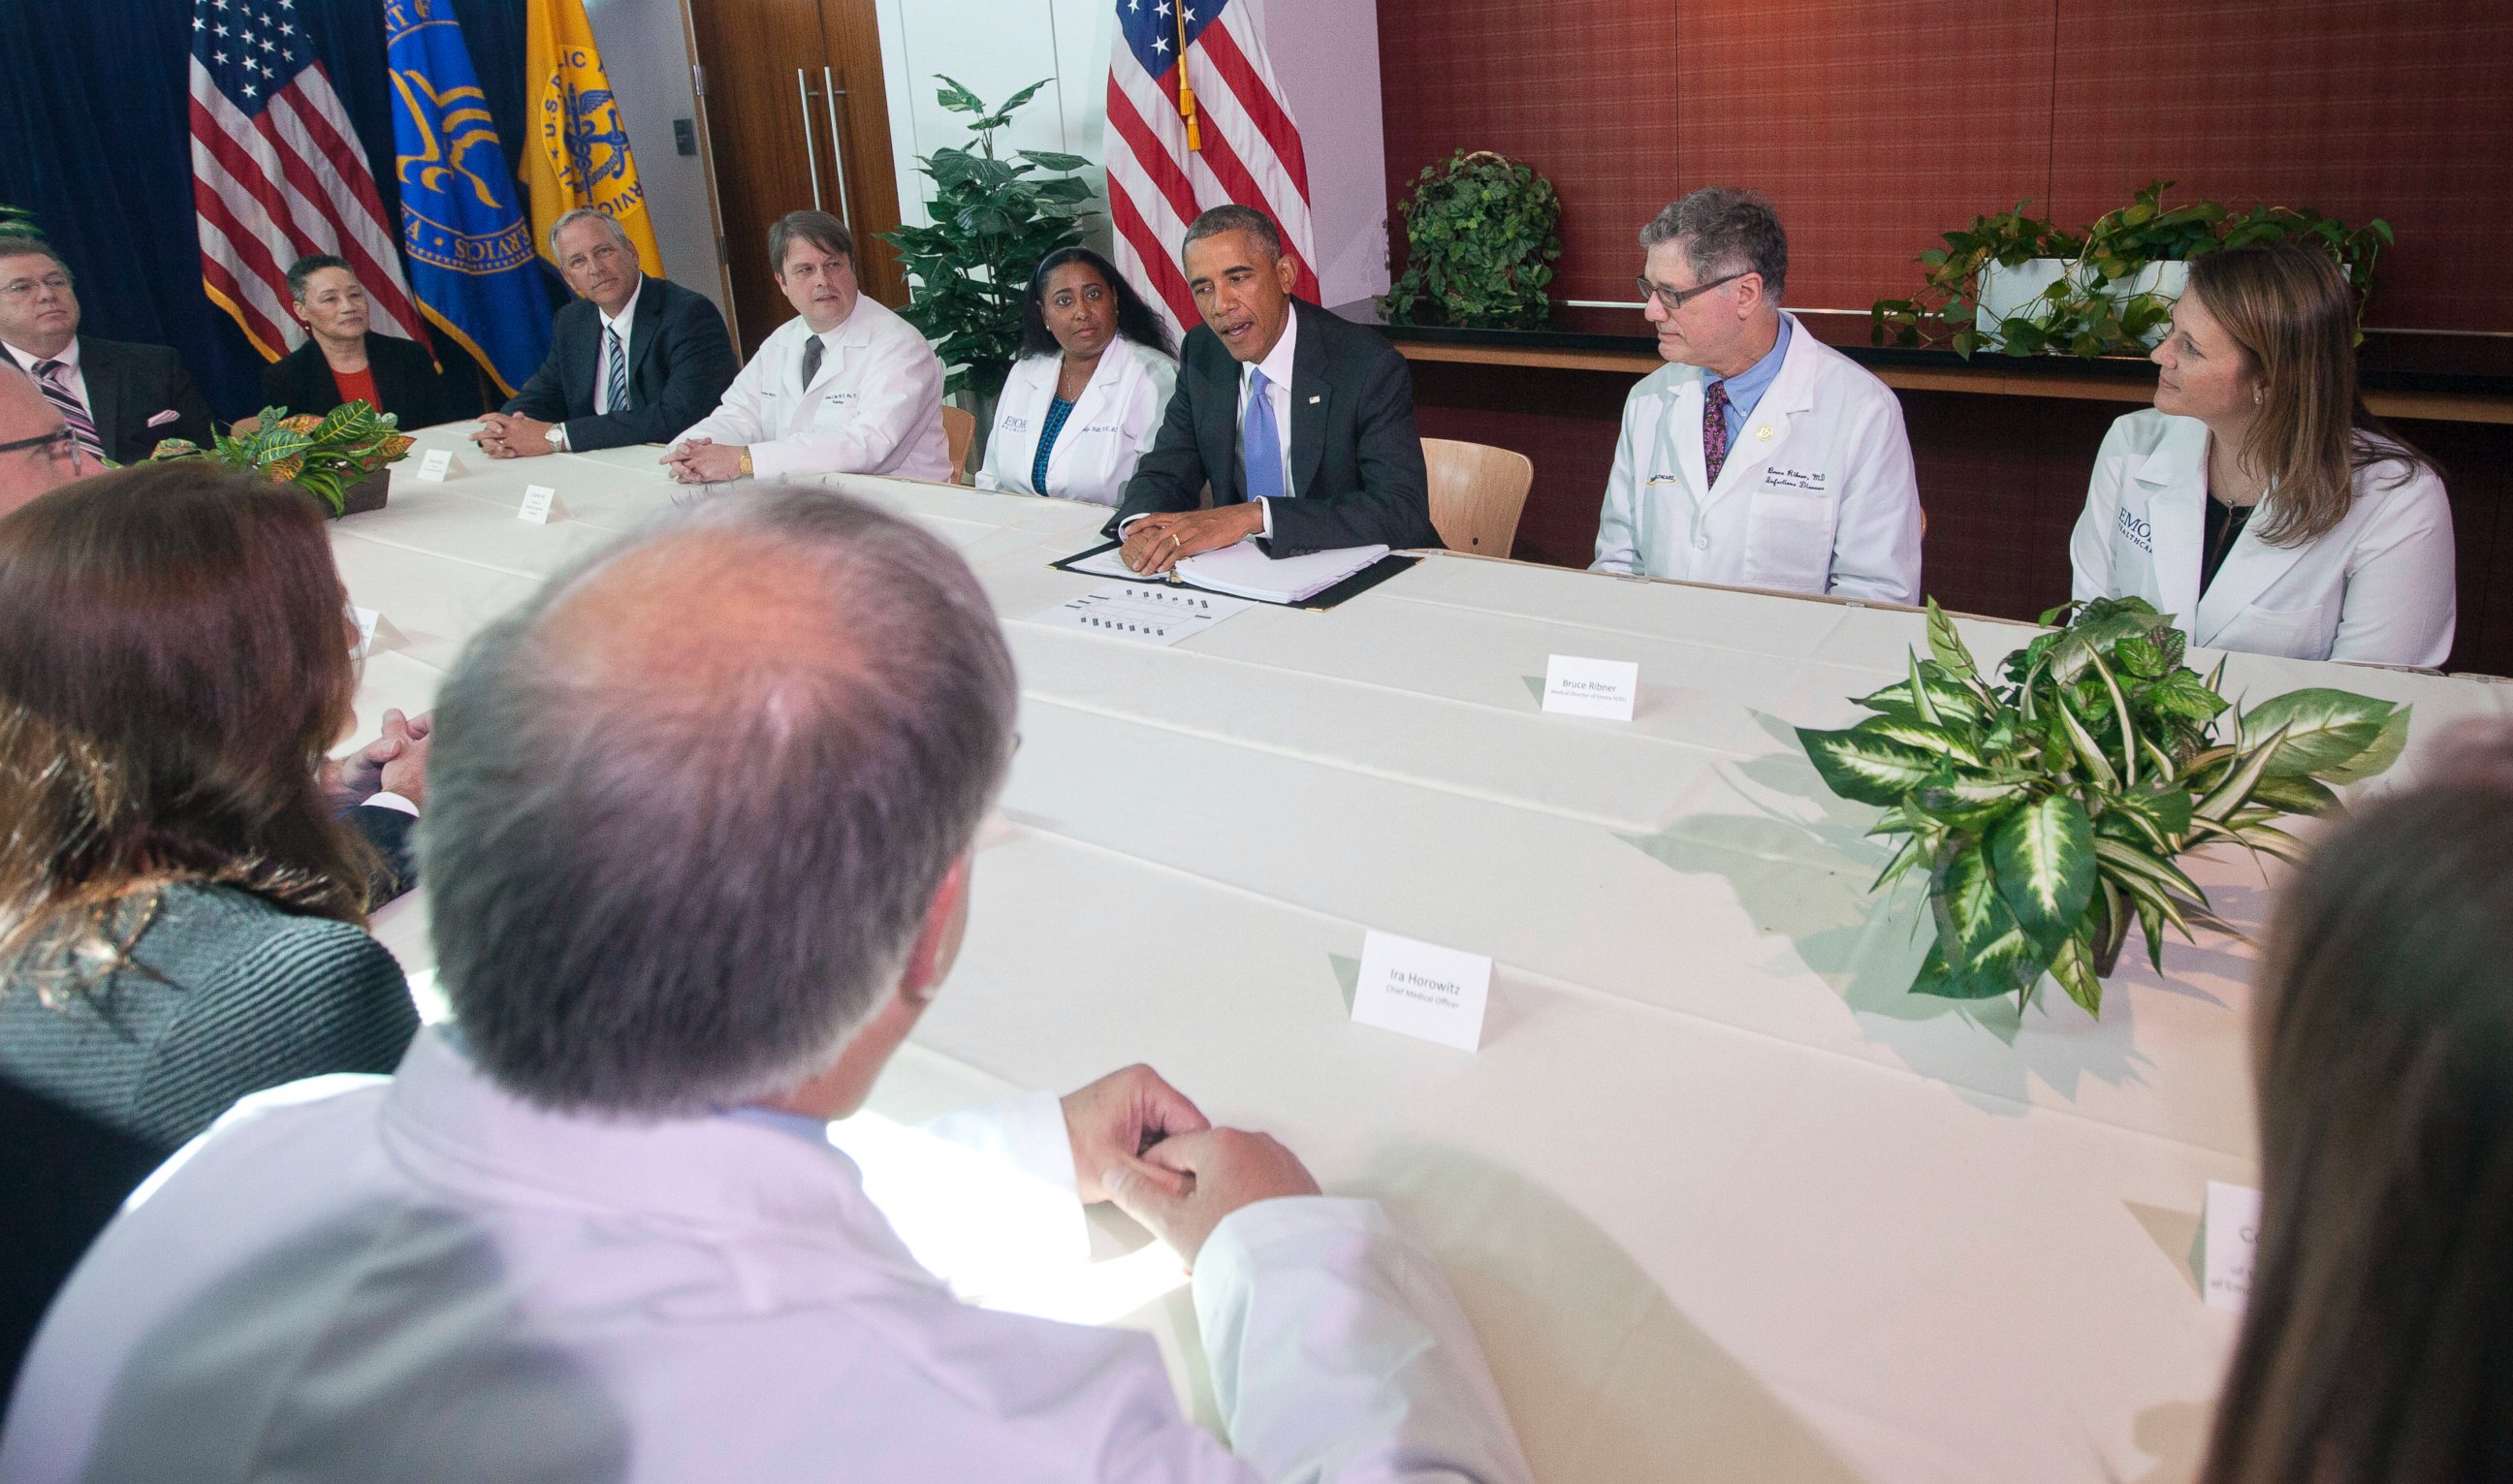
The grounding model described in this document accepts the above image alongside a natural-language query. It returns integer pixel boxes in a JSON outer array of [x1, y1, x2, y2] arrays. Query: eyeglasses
[[0, 272, 71, 302], [1635, 269, 1746, 312], [0, 427, 80, 468]]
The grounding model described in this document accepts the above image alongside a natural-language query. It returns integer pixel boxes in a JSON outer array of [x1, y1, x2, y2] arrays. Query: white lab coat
[[2, 1029, 1533, 1484], [674, 296, 953, 482], [1592, 313, 1923, 603], [2069, 408, 2457, 667], [977, 340, 1177, 506]]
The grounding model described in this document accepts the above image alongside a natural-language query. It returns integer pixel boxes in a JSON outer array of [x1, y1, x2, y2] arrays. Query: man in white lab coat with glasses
[[1593, 188, 1924, 603]]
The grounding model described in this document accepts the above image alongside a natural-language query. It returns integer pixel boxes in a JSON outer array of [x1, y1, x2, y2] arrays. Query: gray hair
[[768, 210, 854, 274], [0, 236, 69, 283], [284, 253, 351, 302], [1182, 205, 1282, 263], [1638, 188, 1789, 302], [421, 488, 1019, 1116], [548, 207, 633, 261]]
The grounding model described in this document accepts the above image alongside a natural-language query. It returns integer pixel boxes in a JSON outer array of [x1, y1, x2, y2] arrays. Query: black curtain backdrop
[[0, 0, 535, 421]]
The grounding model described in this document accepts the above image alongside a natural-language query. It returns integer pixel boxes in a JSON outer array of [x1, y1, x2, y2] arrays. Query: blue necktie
[[603, 326, 629, 414], [1241, 367, 1286, 502]]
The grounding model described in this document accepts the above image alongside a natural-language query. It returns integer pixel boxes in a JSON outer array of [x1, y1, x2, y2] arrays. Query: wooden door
[[686, 0, 907, 358]]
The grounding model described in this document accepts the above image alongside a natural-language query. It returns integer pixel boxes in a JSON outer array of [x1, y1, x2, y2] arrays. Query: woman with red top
[[262, 256, 475, 429]]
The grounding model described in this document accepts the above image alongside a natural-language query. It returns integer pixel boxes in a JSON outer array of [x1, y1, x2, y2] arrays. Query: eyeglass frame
[[1634, 268, 1749, 313], [0, 426, 83, 467]]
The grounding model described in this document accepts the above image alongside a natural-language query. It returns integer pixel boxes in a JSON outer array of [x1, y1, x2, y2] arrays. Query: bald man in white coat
[[1, 489, 1531, 1484]]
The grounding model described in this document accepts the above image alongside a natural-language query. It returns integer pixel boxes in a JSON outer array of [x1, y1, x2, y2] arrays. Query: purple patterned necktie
[[1702, 378, 1733, 488], [33, 361, 104, 461]]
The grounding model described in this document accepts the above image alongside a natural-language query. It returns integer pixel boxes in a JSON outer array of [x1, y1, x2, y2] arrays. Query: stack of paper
[[1172, 540, 1388, 604]]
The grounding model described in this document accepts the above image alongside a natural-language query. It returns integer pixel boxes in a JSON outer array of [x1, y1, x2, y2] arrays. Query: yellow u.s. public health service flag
[[522, 0, 664, 276]]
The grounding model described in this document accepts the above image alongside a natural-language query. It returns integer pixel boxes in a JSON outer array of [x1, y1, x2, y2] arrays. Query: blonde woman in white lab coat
[[976, 247, 1176, 506], [2071, 243, 2455, 668]]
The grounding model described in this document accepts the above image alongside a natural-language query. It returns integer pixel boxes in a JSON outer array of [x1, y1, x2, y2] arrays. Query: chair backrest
[[1421, 437, 1533, 557], [941, 405, 976, 484]]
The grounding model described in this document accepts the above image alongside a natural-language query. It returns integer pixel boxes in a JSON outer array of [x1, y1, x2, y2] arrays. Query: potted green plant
[[1872, 181, 2390, 360], [1797, 598, 2407, 1016], [1380, 150, 1563, 330], [880, 78, 1094, 413], [147, 401, 415, 518]]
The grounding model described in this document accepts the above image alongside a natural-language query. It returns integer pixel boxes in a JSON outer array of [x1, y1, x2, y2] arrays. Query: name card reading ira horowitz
[[1350, 930, 1493, 1053], [1542, 654, 1639, 721]]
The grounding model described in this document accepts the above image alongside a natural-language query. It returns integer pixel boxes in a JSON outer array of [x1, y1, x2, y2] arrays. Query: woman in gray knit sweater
[[0, 464, 420, 1378]]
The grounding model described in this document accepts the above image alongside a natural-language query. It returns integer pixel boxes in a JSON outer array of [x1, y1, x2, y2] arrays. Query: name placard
[[348, 606, 403, 659], [1543, 654, 1639, 721], [2203, 1181, 2261, 1312], [518, 485, 568, 524], [414, 448, 466, 483], [1350, 930, 1491, 1053]]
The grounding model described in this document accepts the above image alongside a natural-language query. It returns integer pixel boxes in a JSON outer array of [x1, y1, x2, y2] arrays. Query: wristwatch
[[544, 424, 566, 451], [739, 450, 754, 478]]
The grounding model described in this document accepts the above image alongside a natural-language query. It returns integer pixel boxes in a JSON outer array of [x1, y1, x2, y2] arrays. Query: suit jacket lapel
[[1202, 337, 1241, 506], [1287, 302, 1326, 497], [78, 337, 122, 451], [624, 278, 667, 389]]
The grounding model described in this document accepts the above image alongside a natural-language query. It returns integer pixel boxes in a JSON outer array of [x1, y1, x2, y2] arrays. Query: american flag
[[1104, 0, 1320, 333], [188, 0, 427, 362]]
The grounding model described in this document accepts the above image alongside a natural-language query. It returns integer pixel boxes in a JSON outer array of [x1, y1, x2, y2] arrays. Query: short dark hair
[[769, 210, 854, 274], [1019, 247, 1175, 361], [2200, 725, 2513, 1484], [1638, 188, 1789, 302], [0, 236, 69, 282], [285, 253, 351, 302], [423, 488, 1019, 1116], [1181, 205, 1282, 264]]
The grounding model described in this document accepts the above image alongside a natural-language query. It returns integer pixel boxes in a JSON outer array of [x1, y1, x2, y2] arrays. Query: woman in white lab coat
[[976, 247, 1175, 506], [2070, 243, 2455, 668]]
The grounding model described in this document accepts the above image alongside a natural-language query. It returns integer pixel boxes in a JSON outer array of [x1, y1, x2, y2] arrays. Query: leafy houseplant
[[880, 78, 1093, 400], [1797, 598, 2408, 1016], [1872, 180, 2391, 360], [148, 402, 415, 517], [1380, 150, 1563, 330]]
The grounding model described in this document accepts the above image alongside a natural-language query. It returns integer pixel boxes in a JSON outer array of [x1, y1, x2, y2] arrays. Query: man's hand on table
[[1062, 1064, 1209, 1205], [472, 412, 557, 459], [662, 437, 748, 486], [1119, 503, 1264, 576], [1105, 1128, 1322, 1266]]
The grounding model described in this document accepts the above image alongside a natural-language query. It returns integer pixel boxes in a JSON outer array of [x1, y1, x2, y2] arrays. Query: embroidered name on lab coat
[[1764, 467, 1829, 492], [2115, 505, 2154, 553]]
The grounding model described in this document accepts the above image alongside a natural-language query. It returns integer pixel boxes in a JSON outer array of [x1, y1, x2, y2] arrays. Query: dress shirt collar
[[596, 278, 643, 342], [1241, 304, 1298, 395], [4, 334, 77, 374], [1709, 313, 1791, 420]]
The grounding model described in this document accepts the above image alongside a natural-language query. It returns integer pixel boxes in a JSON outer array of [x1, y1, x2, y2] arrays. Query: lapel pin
[[1308, 395, 1320, 403], [1755, 426, 1774, 440]]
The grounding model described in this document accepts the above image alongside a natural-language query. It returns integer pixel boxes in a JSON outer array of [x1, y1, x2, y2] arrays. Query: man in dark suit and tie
[[473, 209, 739, 458], [0, 237, 213, 466], [1112, 205, 1441, 573]]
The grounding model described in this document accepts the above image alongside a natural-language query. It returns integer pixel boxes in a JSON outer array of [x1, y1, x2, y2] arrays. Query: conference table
[[334, 425, 2513, 1484]]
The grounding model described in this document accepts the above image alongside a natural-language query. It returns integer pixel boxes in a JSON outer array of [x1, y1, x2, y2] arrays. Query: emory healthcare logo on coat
[[2115, 504, 2155, 553]]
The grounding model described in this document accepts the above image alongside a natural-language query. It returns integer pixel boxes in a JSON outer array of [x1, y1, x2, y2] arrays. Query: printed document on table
[[1027, 584, 1256, 647], [1057, 539, 1388, 603]]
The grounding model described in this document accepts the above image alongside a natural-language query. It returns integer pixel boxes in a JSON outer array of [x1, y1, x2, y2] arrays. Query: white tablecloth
[[336, 425, 2513, 1484]]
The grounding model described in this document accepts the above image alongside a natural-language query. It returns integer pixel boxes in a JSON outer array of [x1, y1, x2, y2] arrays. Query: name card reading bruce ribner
[[414, 448, 466, 482], [1349, 930, 1492, 1053], [1543, 654, 1639, 721], [517, 485, 568, 524], [2203, 1181, 2261, 1313]]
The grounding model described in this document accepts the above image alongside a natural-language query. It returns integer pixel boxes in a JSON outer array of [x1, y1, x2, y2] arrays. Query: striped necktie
[[33, 361, 105, 461], [602, 326, 629, 414]]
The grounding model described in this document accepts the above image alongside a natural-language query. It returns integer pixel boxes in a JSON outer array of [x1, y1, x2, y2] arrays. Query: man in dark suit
[[1111, 205, 1439, 572], [475, 209, 739, 458], [0, 237, 213, 465]]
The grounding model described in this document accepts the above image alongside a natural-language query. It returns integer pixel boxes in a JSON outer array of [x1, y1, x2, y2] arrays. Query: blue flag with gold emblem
[[384, 0, 553, 395]]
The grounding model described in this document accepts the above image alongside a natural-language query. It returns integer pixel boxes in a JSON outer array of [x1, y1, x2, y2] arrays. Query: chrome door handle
[[822, 66, 850, 227], [796, 68, 822, 212]]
